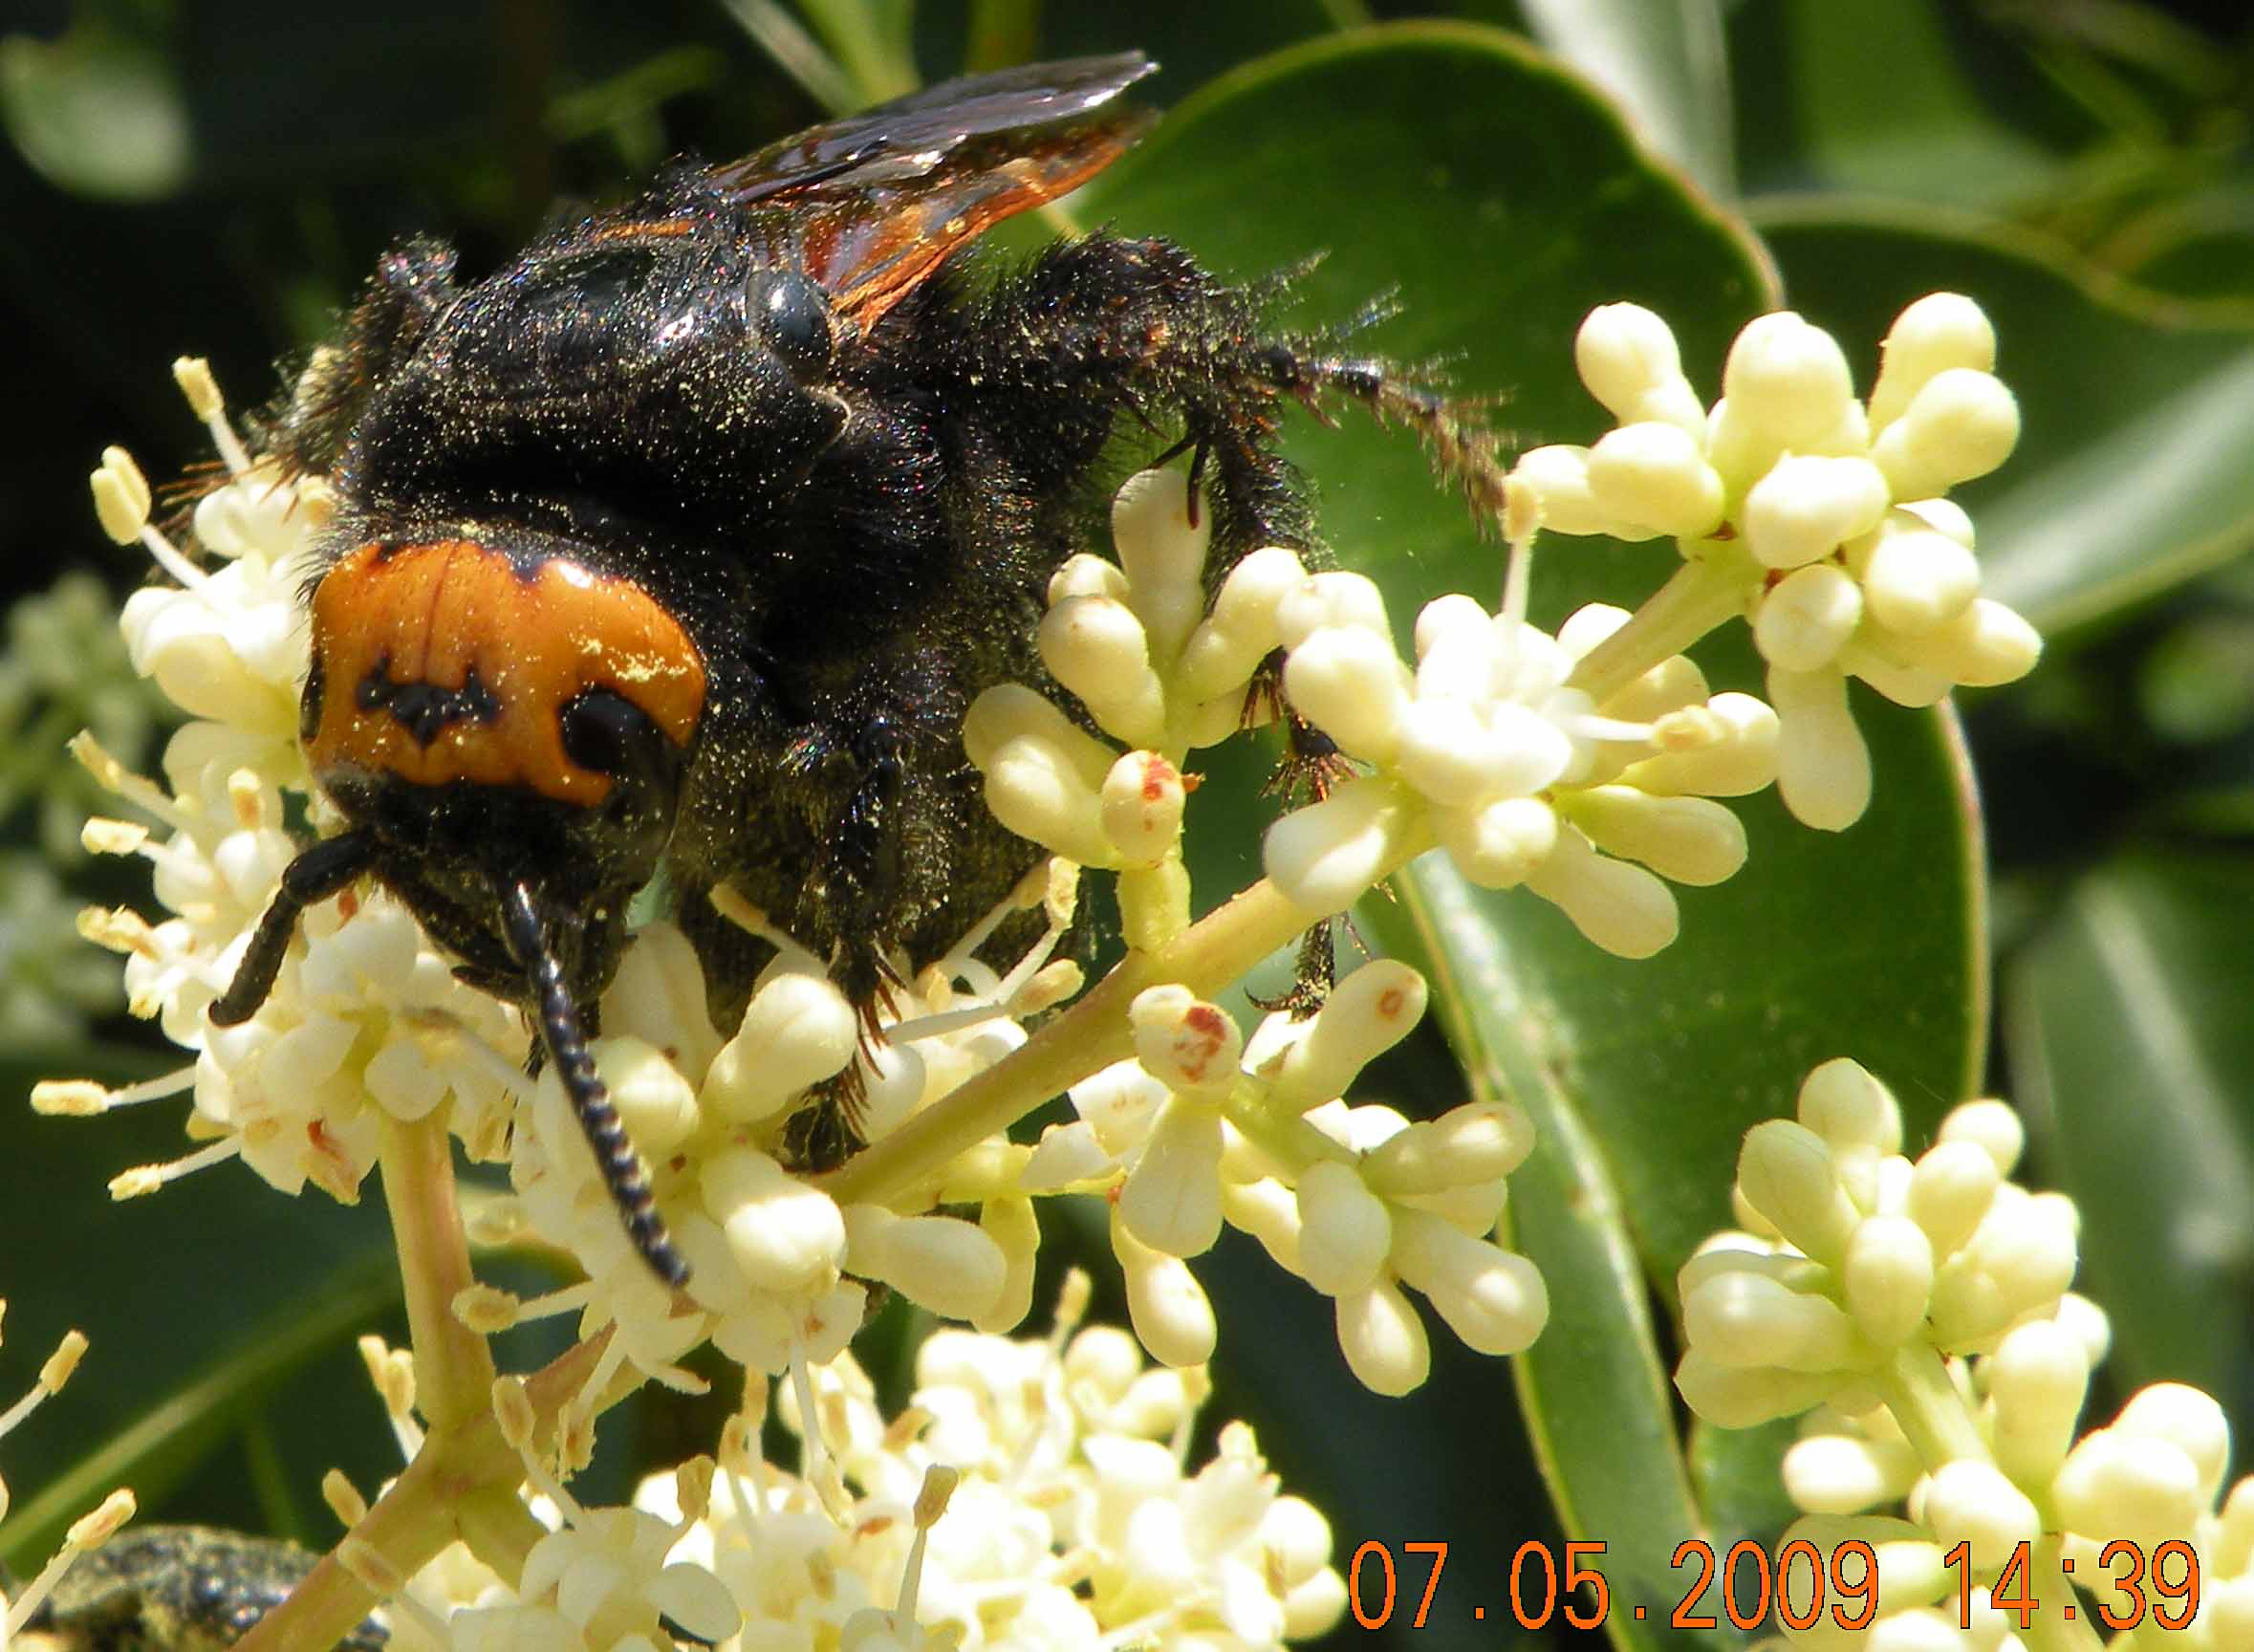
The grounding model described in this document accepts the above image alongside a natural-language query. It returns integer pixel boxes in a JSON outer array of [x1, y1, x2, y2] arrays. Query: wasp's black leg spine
[[208, 831, 379, 1026], [500, 880, 689, 1288]]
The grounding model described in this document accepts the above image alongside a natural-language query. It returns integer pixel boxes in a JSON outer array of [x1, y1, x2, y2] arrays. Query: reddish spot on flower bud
[[1142, 757, 1179, 801], [1174, 1004, 1231, 1082], [1377, 987, 1406, 1017], [337, 886, 360, 921]]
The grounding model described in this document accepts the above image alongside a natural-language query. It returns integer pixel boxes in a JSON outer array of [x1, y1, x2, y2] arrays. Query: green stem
[[230, 1335, 612, 1652], [964, 0, 1041, 72], [1563, 552, 1746, 703], [818, 828, 1430, 1207], [1872, 1343, 1988, 1467], [378, 1112, 494, 1431]]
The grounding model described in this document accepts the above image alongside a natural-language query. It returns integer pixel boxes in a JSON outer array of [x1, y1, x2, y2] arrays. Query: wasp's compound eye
[[756, 271, 834, 379], [558, 685, 668, 779]]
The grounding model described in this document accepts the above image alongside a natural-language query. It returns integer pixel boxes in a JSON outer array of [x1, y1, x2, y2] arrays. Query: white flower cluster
[[39, 373, 524, 1200], [1268, 578, 1775, 959], [1678, 1060, 2081, 1427], [1682, 1061, 2254, 1647], [623, 1302, 1347, 1650], [0, 1301, 139, 1648], [1516, 296, 2040, 831], [495, 863, 1077, 1388], [1025, 962, 1544, 1393], [964, 467, 1304, 951]]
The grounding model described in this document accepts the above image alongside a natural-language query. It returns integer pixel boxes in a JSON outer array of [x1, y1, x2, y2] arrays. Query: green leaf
[[1753, 202, 2254, 637], [2004, 855, 2254, 1419], [1736, 0, 2064, 212], [1517, 0, 1736, 198], [0, 1046, 402, 1558]]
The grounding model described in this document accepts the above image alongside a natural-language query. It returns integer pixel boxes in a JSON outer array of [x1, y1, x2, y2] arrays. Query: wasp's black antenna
[[209, 832, 379, 1026], [499, 880, 689, 1288]]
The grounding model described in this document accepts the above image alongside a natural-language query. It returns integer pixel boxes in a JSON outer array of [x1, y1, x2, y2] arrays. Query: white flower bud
[[1899, 598, 2041, 688], [1584, 422, 1726, 537], [1620, 691, 1779, 797], [1986, 1319, 2090, 1487], [1293, 1161, 1393, 1295], [1860, 528, 1980, 638], [1173, 545, 1308, 701], [1040, 596, 1166, 748], [1131, 985, 1243, 1097], [1335, 1278, 1429, 1396], [1110, 467, 1211, 666], [1276, 570, 1389, 648], [1100, 750, 1186, 868], [1769, 664, 1871, 832], [1047, 551, 1129, 604], [1906, 1141, 2000, 1260], [1896, 495, 1976, 547], [2053, 1429, 2205, 1552], [975, 1195, 1039, 1334], [600, 1036, 702, 1158], [1871, 369, 2019, 500], [1755, 563, 1864, 673], [703, 1148, 845, 1292], [1222, 1177, 1304, 1273], [1116, 1216, 1217, 1368], [1682, 1268, 1864, 1372], [1938, 1098, 2026, 1176], [1797, 1059, 1904, 1157], [1869, 294, 1998, 434], [1723, 312, 1857, 445], [1575, 302, 1680, 410], [1020, 1119, 1114, 1189], [1744, 455, 1892, 571], [704, 968, 857, 1122], [1921, 1461, 2041, 1573], [1071, 1057, 1170, 1157], [1266, 960, 1426, 1114], [1562, 787, 1746, 886], [1391, 1211, 1547, 1356], [1263, 779, 1423, 916], [844, 1205, 1008, 1321], [1118, 1095, 1225, 1258], [2115, 1383, 2231, 1504], [1510, 445, 1624, 537], [1783, 1431, 1918, 1515], [1366, 1100, 1536, 1195], [1674, 1347, 1844, 1427], [1841, 1217, 1934, 1347], [1522, 823, 1679, 958], [1928, 1188, 2077, 1348], [1396, 699, 1575, 808], [964, 685, 1119, 864], [1433, 794, 1560, 889], [1737, 1121, 1861, 1266], [1283, 625, 1409, 762]]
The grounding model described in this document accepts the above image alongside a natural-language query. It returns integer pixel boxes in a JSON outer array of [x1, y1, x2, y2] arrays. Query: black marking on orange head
[[304, 540, 707, 806]]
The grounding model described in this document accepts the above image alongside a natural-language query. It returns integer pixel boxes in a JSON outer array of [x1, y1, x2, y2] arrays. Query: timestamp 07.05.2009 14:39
[[1346, 1535, 2203, 1635]]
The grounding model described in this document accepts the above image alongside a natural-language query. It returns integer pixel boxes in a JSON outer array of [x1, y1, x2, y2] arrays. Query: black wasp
[[206, 53, 1489, 1285]]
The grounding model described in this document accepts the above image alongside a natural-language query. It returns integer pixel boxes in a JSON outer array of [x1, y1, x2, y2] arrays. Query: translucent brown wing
[[713, 54, 1159, 331]]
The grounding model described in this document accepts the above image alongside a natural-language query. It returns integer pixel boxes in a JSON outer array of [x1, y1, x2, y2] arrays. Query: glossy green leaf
[[1754, 202, 2254, 637], [1517, 0, 1735, 197], [0, 1047, 402, 1557], [2005, 855, 2254, 1421], [1736, 0, 2064, 211]]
